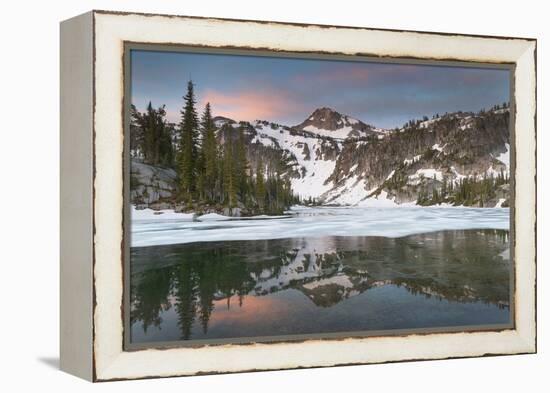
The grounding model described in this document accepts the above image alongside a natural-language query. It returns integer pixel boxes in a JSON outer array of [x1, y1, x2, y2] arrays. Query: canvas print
[[127, 48, 512, 346]]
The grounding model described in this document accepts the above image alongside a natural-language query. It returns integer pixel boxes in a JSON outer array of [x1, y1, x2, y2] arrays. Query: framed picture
[[60, 10, 537, 381]]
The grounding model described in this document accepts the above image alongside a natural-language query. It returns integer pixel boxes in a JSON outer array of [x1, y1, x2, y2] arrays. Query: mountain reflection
[[130, 229, 510, 341]]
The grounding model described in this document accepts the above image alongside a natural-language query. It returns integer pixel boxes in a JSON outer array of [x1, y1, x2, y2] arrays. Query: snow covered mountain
[[132, 106, 511, 209], [227, 106, 511, 207], [324, 109, 511, 207]]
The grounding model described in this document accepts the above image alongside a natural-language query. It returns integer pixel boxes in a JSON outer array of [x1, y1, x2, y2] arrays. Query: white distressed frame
[[63, 10, 537, 381]]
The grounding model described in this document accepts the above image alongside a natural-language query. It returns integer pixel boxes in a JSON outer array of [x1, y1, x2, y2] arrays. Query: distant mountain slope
[[325, 109, 510, 206]]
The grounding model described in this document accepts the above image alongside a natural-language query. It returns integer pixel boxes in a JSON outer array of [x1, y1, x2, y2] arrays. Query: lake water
[[129, 207, 511, 344]]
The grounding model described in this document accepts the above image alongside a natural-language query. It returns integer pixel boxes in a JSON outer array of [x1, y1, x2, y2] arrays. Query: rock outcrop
[[130, 161, 177, 206]]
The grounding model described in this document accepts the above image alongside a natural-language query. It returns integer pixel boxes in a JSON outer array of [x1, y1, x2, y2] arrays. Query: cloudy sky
[[131, 49, 510, 129]]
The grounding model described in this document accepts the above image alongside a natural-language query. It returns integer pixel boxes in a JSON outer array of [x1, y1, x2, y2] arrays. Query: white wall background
[[0, 0, 546, 391]]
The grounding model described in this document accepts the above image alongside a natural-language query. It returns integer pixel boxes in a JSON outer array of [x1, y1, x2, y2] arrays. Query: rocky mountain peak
[[213, 115, 236, 128], [294, 107, 376, 139], [296, 107, 354, 131]]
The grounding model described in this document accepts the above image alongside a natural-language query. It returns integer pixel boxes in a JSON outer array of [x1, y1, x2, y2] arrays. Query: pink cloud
[[198, 88, 302, 122], [207, 294, 292, 326], [293, 64, 370, 85]]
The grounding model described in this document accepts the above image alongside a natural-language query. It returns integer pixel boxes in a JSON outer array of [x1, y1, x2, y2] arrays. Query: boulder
[[130, 160, 177, 205]]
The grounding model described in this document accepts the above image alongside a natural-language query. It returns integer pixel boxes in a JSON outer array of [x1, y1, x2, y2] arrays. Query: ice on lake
[[131, 205, 510, 248]]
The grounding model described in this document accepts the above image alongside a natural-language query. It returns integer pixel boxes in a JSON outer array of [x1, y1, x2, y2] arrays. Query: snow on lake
[[131, 205, 510, 248]]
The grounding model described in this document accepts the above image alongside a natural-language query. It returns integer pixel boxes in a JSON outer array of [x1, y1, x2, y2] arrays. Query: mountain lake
[[129, 206, 511, 345]]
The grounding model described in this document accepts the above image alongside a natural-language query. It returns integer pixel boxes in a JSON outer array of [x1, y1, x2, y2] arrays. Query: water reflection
[[130, 229, 510, 343]]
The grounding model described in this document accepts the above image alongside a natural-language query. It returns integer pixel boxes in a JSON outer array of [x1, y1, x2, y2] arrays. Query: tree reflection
[[130, 268, 173, 333], [130, 229, 511, 340]]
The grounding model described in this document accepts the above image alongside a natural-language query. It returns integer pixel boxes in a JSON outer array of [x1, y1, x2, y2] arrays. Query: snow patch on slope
[[292, 159, 337, 199], [303, 274, 354, 290], [432, 143, 445, 152], [494, 143, 510, 172], [252, 122, 337, 199], [324, 176, 369, 205], [404, 155, 422, 165], [303, 124, 354, 140], [410, 168, 444, 183]]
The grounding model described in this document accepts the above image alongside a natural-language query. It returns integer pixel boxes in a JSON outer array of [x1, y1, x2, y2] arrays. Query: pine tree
[[142, 102, 157, 164], [178, 81, 200, 201], [156, 105, 174, 167], [222, 137, 236, 208], [129, 104, 144, 158], [235, 126, 249, 202], [255, 158, 266, 209], [200, 103, 218, 202], [131, 103, 174, 168]]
